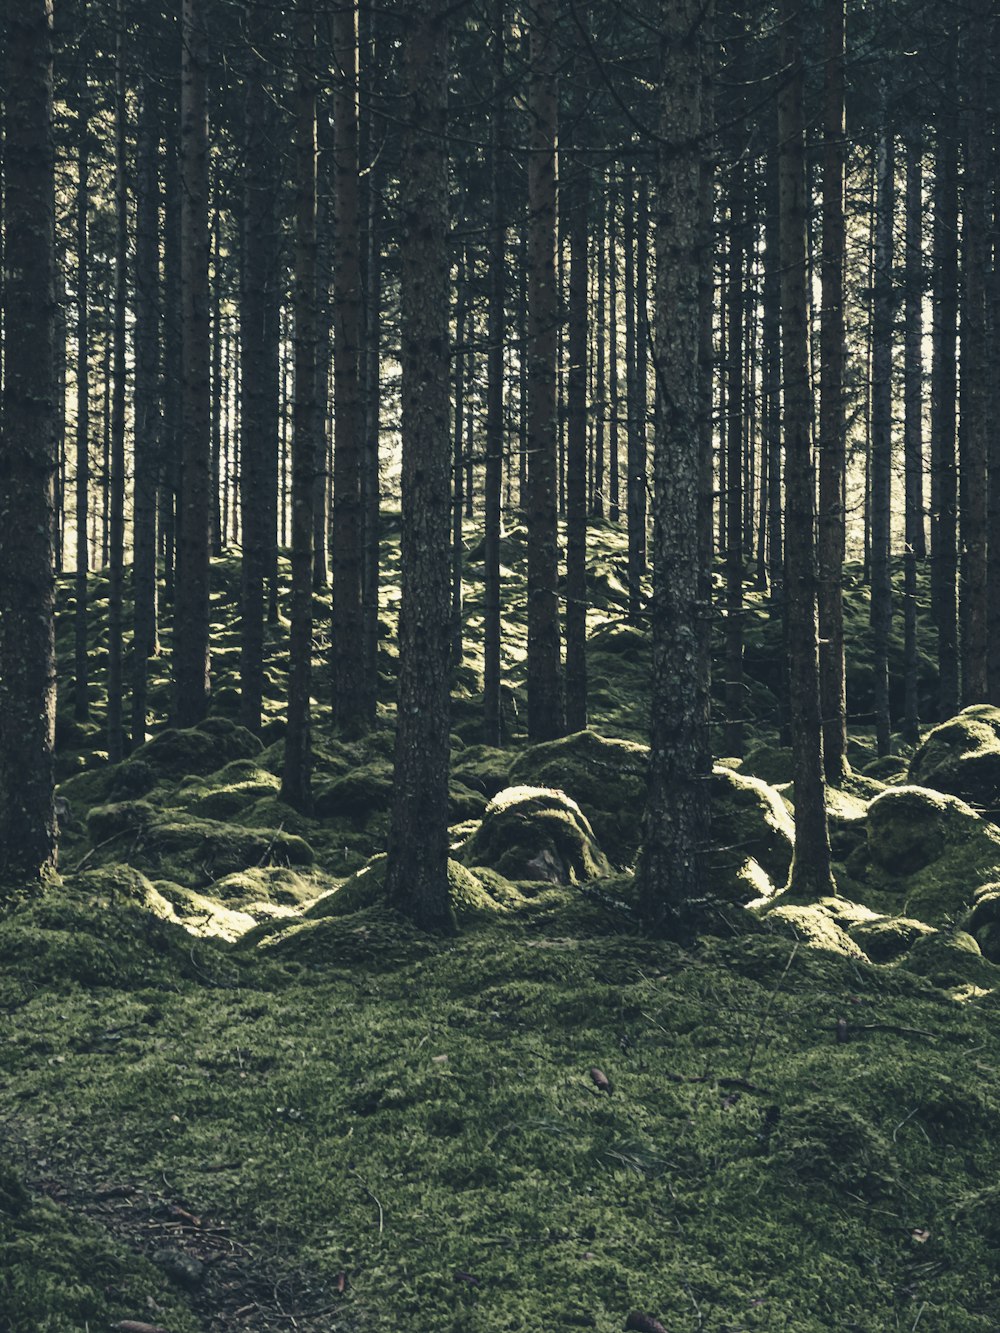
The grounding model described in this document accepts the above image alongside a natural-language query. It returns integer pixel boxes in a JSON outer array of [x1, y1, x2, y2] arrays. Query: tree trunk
[[725, 166, 745, 758], [74, 107, 90, 724], [565, 123, 589, 734], [778, 0, 833, 898], [282, 0, 319, 815], [383, 0, 455, 934], [107, 0, 128, 763], [870, 110, 894, 758], [637, 0, 712, 935], [0, 0, 58, 887], [330, 0, 367, 734], [902, 133, 924, 745], [525, 0, 563, 741], [608, 181, 620, 524], [591, 179, 607, 519], [132, 77, 161, 748], [174, 0, 212, 725], [817, 0, 848, 781], [483, 0, 505, 747]]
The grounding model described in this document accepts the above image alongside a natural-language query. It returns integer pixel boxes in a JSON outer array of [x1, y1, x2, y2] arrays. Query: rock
[[508, 730, 648, 866], [962, 885, 1000, 963], [763, 903, 867, 958], [899, 929, 997, 989], [709, 766, 794, 887], [306, 853, 523, 921], [126, 717, 263, 780], [151, 1249, 204, 1290], [909, 705, 1000, 813], [847, 916, 935, 964], [457, 785, 612, 884]]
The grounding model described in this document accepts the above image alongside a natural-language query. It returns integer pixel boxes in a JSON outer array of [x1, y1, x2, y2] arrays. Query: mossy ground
[[5, 521, 1000, 1329]]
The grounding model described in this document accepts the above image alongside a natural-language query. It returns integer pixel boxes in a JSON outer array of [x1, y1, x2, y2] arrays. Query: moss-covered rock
[[208, 865, 329, 912], [508, 730, 648, 866], [709, 765, 794, 887], [127, 716, 263, 779], [847, 914, 935, 963], [962, 884, 1000, 963], [456, 785, 612, 884], [314, 761, 394, 823], [306, 853, 523, 923], [762, 902, 868, 958], [843, 786, 1000, 926], [450, 744, 512, 799], [898, 928, 998, 989], [909, 705, 1000, 812]]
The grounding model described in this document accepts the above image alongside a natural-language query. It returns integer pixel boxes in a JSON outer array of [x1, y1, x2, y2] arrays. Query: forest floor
[[4, 520, 1000, 1332]]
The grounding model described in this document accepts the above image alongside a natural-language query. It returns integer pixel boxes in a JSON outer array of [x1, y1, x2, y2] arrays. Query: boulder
[[709, 765, 794, 887], [457, 785, 612, 884], [909, 705, 1000, 814]]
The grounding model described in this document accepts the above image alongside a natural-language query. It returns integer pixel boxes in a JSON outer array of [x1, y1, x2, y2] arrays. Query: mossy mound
[[762, 902, 868, 958], [709, 765, 794, 887], [82, 807, 315, 890], [899, 929, 998, 989], [0, 865, 222, 998], [962, 885, 1000, 963], [253, 905, 431, 970], [153, 881, 258, 941], [847, 915, 936, 963], [844, 786, 1000, 925], [772, 1095, 898, 1199], [450, 744, 512, 799], [175, 762, 281, 819], [207, 865, 330, 913], [909, 705, 1000, 813], [741, 741, 793, 786], [508, 730, 648, 866], [314, 760, 394, 822], [305, 853, 524, 923], [125, 716, 264, 779], [457, 785, 613, 884]]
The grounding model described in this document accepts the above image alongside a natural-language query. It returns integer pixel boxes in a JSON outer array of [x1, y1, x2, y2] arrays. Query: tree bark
[[902, 133, 924, 745], [74, 100, 91, 724], [0, 0, 58, 887], [174, 0, 213, 725], [384, 0, 455, 934], [525, 0, 564, 741], [107, 0, 128, 763], [778, 0, 833, 898], [637, 0, 711, 934], [870, 110, 894, 758], [565, 118, 589, 734], [817, 0, 848, 781]]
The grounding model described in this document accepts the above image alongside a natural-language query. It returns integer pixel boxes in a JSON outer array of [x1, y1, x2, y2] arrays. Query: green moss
[[709, 765, 794, 887], [909, 705, 1000, 812], [508, 730, 648, 867], [450, 744, 512, 799], [848, 915, 935, 963], [305, 853, 523, 923], [457, 785, 613, 884], [762, 902, 868, 958], [899, 929, 999, 989], [128, 717, 264, 779]]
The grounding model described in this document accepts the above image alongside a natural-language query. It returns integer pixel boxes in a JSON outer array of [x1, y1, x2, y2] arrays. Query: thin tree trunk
[[525, 0, 563, 741], [818, 0, 848, 781], [132, 78, 161, 748], [330, 0, 367, 734], [282, 0, 319, 814], [174, 0, 213, 725], [870, 110, 895, 758], [725, 167, 745, 757], [565, 123, 589, 734], [608, 180, 620, 523], [74, 111, 91, 723], [107, 0, 128, 763], [779, 0, 833, 898], [451, 249, 467, 667], [902, 133, 924, 745], [591, 178, 606, 519]]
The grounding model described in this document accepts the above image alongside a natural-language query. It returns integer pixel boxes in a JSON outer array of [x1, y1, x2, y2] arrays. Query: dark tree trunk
[[724, 166, 745, 758], [451, 249, 467, 668], [160, 115, 182, 607], [870, 110, 894, 758], [174, 0, 213, 725], [384, 0, 455, 934], [959, 1, 990, 705], [638, 0, 711, 934], [132, 78, 161, 748], [74, 111, 90, 724], [107, 0, 128, 763], [0, 0, 58, 887], [624, 156, 644, 625], [282, 0, 319, 815], [565, 129, 589, 734], [817, 0, 848, 781], [608, 181, 620, 523], [525, 0, 563, 741], [778, 0, 833, 898], [239, 0, 280, 735], [360, 87, 382, 729], [331, 0, 367, 734], [591, 180, 606, 519], [483, 0, 505, 747], [763, 133, 782, 607], [902, 133, 924, 745]]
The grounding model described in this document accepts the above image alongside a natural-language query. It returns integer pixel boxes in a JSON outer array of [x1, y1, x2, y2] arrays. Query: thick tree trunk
[[0, 0, 58, 887], [817, 0, 848, 781], [331, 0, 367, 734], [384, 0, 455, 934], [174, 0, 213, 725], [525, 0, 563, 741], [778, 0, 833, 898], [282, 0, 319, 815], [637, 0, 711, 934]]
